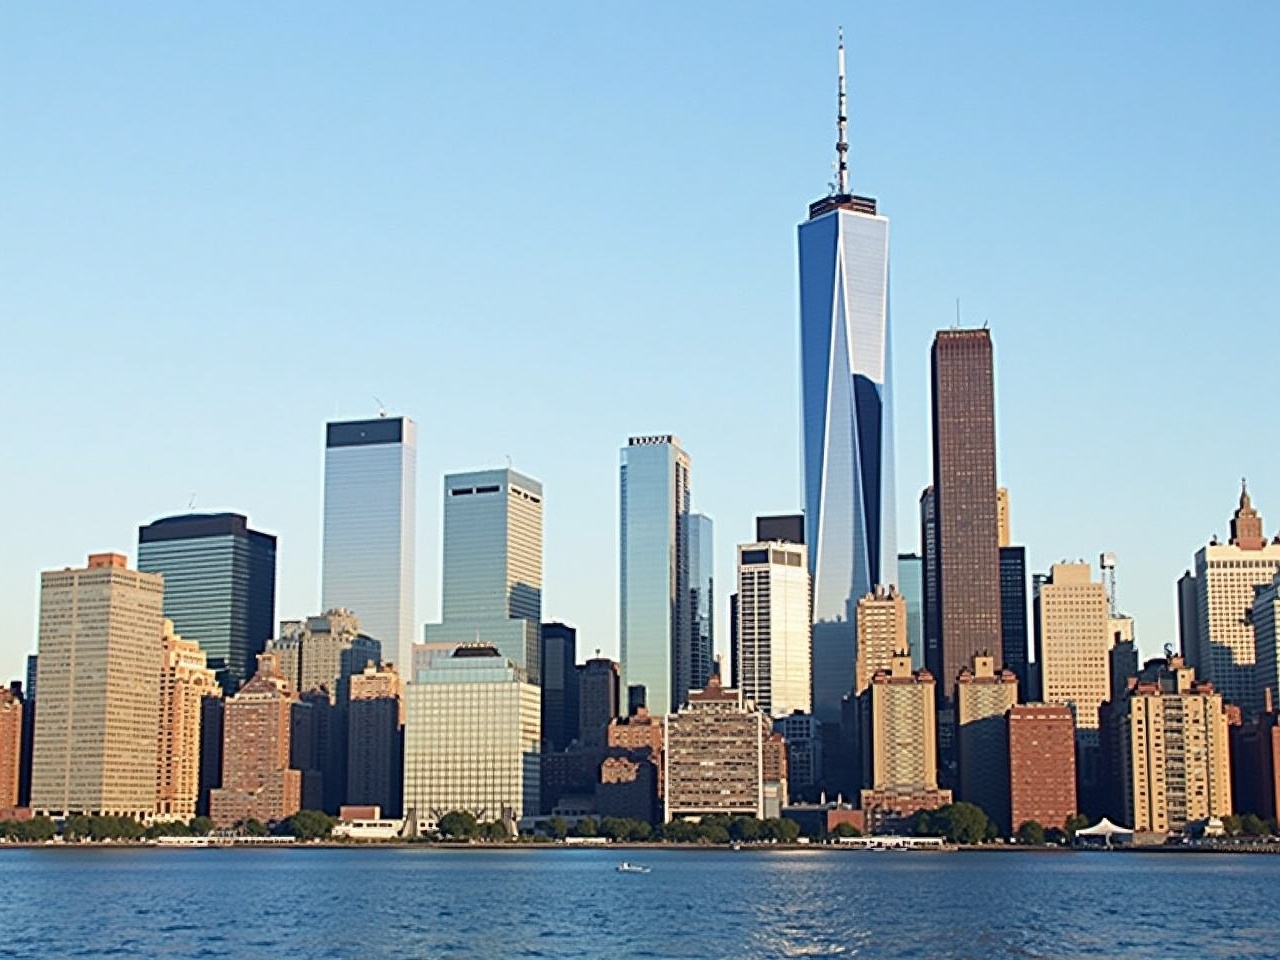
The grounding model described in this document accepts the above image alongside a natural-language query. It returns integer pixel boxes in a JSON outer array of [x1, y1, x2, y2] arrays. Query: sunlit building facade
[[735, 540, 811, 718]]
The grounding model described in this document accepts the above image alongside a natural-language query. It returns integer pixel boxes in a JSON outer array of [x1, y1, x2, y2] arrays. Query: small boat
[[616, 861, 651, 874]]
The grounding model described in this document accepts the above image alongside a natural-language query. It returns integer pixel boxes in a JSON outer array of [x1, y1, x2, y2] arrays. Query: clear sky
[[2, 2, 1278, 682]]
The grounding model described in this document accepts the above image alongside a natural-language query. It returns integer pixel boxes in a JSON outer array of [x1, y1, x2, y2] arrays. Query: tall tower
[[619, 434, 692, 717], [689, 513, 716, 692], [735, 540, 812, 718], [322, 416, 418, 672], [138, 512, 277, 690], [799, 34, 895, 730]]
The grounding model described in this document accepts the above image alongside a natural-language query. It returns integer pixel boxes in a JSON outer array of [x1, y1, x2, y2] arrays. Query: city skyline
[[3, 4, 1280, 682]]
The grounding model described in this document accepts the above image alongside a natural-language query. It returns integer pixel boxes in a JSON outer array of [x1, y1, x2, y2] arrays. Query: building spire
[[836, 27, 849, 195], [1230, 478, 1265, 550]]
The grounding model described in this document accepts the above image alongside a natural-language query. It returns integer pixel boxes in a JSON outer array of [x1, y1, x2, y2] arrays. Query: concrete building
[[540, 622, 578, 752], [156, 620, 220, 819], [855, 587, 907, 696], [0, 687, 21, 816], [31, 554, 164, 819], [578, 658, 620, 748], [269, 609, 380, 702], [664, 675, 772, 820], [735, 540, 811, 717], [1008, 704, 1077, 832], [608, 706, 665, 802], [403, 645, 540, 829], [1034, 562, 1111, 806], [1178, 484, 1280, 717], [347, 663, 404, 818], [209, 653, 302, 827], [956, 655, 1018, 834], [1118, 655, 1232, 833]]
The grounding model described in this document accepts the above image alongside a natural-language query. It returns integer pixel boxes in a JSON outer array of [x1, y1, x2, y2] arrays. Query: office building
[[608, 706, 666, 802], [403, 645, 540, 829], [756, 514, 804, 545], [897, 553, 924, 670], [956, 655, 1018, 834], [689, 514, 715, 692], [31, 554, 164, 819], [156, 620, 220, 819], [347, 663, 405, 818], [930, 329, 1001, 696], [619, 435, 692, 717], [735, 540, 812, 717], [1179, 484, 1280, 717], [997, 487, 1010, 548], [138, 513, 276, 690], [540, 622, 579, 752], [664, 675, 772, 821], [775, 712, 823, 803], [578, 657, 620, 748], [19, 655, 36, 806], [322, 415, 417, 670], [209, 653, 303, 826], [423, 468, 543, 682], [197, 696, 223, 817], [1008, 704, 1077, 832], [0, 688, 20, 815], [855, 587, 907, 696], [1119, 655, 1231, 832], [269, 609, 380, 702], [1231, 690, 1280, 823], [919, 488, 941, 681], [999, 545, 1029, 691]]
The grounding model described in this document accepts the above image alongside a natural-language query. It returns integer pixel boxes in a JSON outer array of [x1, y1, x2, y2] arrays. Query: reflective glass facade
[[1000, 545, 1029, 691], [798, 200, 894, 725], [897, 553, 924, 671], [322, 417, 417, 671], [138, 513, 277, 687], [689, 513, 715, 691], [619, 435, 691, 717]]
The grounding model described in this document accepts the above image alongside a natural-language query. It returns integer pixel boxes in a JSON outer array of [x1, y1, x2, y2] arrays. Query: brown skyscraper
[[0, 688, 21, 815], [1008, 704, 1077, 832], [930, 329, 1001, 694]]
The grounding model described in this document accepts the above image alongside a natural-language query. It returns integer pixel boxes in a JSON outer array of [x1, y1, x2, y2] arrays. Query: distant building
[[855, 587, 906, 697], [540, 622, 579, 752], [1008, 704, 1077, 833], [956, 655, 1018, 834], [689, 513, 715, 692], [897, 553, 924, 670], [156, 620, 220, 819], [1230, 690, 1280, 823], [1119, 656, 1232, 832], [209, 653, 303, 827], [1178, 483, 1280, 717], [596, 754, 658, 824], [197, 696, 223, 817], [269, 609, 380, 702], [664, 675, 773, 820], [31, 554, 164, 819], [774, 712, 823, 803], [608, 707, 665, 799], [19, 655, 37, 806], [322, 416, 417, 670], [578, 658, 620, 748], [920, 487, 941, 685], [0, 687, 21, 815], [997, 487, 1011, 549], [347, 663, 404, 818], [735, 540, 811, 717], [999, 545, 1029, 692], [403, 645, 540, 829]]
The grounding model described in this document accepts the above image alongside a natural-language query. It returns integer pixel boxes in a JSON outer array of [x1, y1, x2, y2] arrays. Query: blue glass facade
[[798, 199, 894, 726], [619, 435, 691, 717], [999, 545, 1029, 691], [897, 553, 924, 670], [689, 513, 715, 691], [138, 512, 277, 688]]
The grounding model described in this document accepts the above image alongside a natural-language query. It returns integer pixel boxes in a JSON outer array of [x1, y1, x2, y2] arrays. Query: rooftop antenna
[[836, 27, 849, 195], [374, 396, 387, 418], [187, 493, 197, 512], [955, 298, 961, 328]]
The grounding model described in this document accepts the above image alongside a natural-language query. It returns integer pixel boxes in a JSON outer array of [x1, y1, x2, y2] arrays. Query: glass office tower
[[689, 513, 715, 691], [799, 191, 894, 727], [322, 416, 417, 671], [619, 435, 691, 718], [897, 553, 924, 671], [138, 512, 277, 688]]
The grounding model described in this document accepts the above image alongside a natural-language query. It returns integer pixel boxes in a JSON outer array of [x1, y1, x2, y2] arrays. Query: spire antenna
[[836, 27, 849, 195]]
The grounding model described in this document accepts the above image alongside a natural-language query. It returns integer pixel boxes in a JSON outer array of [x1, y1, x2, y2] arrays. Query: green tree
[[145, 821, 191, 840], [1063, 814, 1091, 839], [544, 816, 569, 840], [698, 822, 730, 844], [437, 811, 479, 840], [773, 818, 801, 843], [283, 810, 336, 841], [239, 818, 269, 837], [626, 820, 652, 842], [574, 817, 598, 838], [188, 816, 214, 837], [1221, 814, 1243, 837], [1240, 813, 1267, 837], [482, 819, 509, 841], [1016, 821, 1046, 846], [62, 814, 92, 841], [729, 817, 763, 842], [832, 822, 862, 838], [662, 819, 699, 843]]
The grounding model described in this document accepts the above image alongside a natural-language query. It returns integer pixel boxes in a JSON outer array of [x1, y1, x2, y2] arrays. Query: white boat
[[616, 861, 651, 874]]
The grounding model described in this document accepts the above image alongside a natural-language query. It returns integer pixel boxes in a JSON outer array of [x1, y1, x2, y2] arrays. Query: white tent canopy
[[1074, 818, 1134, 840]]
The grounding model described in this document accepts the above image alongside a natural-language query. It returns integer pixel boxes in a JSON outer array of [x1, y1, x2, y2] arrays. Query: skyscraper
[[735, 540, 811, 718], [930, 329, 1001, 693], [156, 620, 219, 819], [897, 553, 924, 670], [322, 416, 417, 670], [799, 37, 895, 731], [619, 435, 691, 717], [1008, 704, 1077, 833], [540, 622, 579, 752], [855, 586, 907, 697], [578, 657, 620, 748], [422, 467, 544, 682], [347, 663, 405, 818], [0, 688, 21, 816], [31, 554, 164, 819], [999, 545, 1029, 691], [920, 488, 941, 681], [689, 513, 715, 692], [138, 512, 277, 689]]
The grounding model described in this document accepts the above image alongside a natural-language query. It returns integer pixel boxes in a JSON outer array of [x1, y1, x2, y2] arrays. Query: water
[[1, 846, 1277, 959]]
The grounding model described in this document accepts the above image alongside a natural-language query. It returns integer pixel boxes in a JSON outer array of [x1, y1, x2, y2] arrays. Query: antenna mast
[[836, 27, 849, 195]]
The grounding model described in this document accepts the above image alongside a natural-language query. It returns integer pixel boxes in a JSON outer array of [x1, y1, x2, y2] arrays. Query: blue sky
[[2, 2, 1278, 681]]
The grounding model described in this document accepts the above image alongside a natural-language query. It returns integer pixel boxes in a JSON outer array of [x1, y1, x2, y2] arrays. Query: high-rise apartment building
[[0, 688, 21, 815], [855, 587, 907, 696], [347, 663, 405, 818], [209, 653, 303, 826], [403, 645, 540, 829], [1034, 562, 1111, 804], [31, 554, 164, 819], [156, 620, 220, 819], [897, 553, 924, 670], [540, 622, 579, 752], [138, 512, 276, 690], [1119, 655, 1231, 832], [930, 329, 1001, 696], [578, 657, 620, 748], [1179, 485, 1280, 717], [956, 655, 1018, 834], [1008, 704, 1077, 832], [322, 416, 417, 670], [423, 468, 544, 682], [999, 545, 1029, 691], [735, 540, 811, 718], [689, 513, 715, 692], [619, 435, 691, 717]]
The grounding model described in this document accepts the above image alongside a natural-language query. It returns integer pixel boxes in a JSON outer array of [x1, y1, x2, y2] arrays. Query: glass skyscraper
[[689, 512, 715, 691], [619, 434, 691, 718], [322, 416, 417, 672], [138, 512, 277, 688], [422, 467, 543, 682], [897, 552, 924, 671]]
